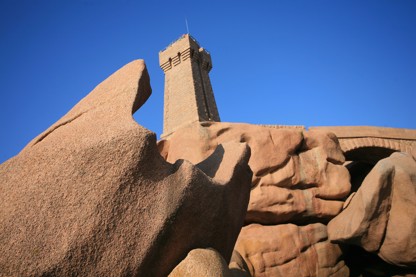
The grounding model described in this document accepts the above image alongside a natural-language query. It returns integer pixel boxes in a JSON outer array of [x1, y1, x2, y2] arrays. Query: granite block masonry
[[159, 34, 220, 138]]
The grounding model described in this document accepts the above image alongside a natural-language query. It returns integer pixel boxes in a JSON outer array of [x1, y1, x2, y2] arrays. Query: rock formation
[[158, 122, 351, 276], [233, 223, 348, 277], [2, 35, 416, 276], [328, 152, 416, 269], [159, 121, 416, 276], [157, 34, 416, 276], [168, 248, 234, 277], [0, 60, 252, 277]]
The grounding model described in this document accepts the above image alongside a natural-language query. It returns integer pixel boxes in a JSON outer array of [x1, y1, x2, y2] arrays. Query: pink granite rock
[[0, 60, 252, 277], [159, 122, 351, 225], [168, 248, 233, 277], [328, 152, 416, 268], [232, 223, 349, 277], [159, 122, 351, 276]]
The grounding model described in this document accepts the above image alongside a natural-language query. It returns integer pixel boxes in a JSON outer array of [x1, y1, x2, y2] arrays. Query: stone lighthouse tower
[[159, 34, 220, 138]]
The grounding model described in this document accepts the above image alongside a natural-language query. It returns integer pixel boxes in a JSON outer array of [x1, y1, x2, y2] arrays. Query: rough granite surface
[[0, 60, 252, 277]]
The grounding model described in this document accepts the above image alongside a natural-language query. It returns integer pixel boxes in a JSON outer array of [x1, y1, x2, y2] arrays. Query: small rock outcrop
[[168, 248, 233, 277], [0, 60, 252, 277]]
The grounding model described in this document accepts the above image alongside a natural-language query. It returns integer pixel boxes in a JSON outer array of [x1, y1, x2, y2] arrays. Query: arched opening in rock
[[345, 146, 397, 165]]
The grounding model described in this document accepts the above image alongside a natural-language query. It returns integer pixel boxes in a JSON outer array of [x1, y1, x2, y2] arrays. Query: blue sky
[[1, 0, 415, 163]]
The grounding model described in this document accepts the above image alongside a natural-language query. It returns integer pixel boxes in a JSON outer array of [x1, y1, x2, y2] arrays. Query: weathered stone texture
[[168, 248, 233, 277], [328, 152, 416, 268], [233, 223, 348, 277], [0, 60, 252, 277], [159, 122, 351, 225], [158, 121, 351, 276]]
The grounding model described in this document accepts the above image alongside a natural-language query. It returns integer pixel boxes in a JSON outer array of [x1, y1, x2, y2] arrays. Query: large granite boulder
[[328, 152, 416, 269], [159, 122, 351, 225], [233, 223, 349, 277], [159, 122, 351, 276], [0, 60, 252, 277]]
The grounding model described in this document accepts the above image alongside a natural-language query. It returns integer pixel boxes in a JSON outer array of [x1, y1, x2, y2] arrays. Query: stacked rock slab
[[158, 121, 352, 276], [0, 60, 252, 277], [159, 122, 416, 276]]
